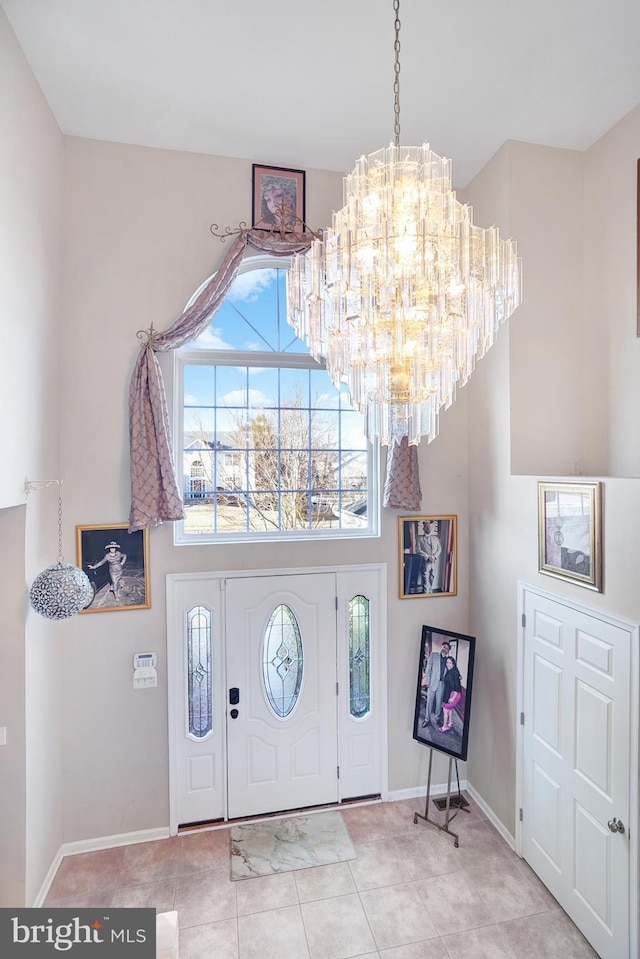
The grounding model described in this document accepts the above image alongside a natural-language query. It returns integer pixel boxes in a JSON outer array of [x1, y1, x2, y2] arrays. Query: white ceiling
[[3, 0, 640, 187]]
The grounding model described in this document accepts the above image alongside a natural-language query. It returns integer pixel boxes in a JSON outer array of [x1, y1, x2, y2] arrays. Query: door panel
[[167, 577, 225, 830], [522, 588, 630, 959], [225, 573, 338, 819]]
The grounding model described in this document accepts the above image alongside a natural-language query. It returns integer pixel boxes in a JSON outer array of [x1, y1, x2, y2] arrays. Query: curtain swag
[[127, 228, 421, 532]]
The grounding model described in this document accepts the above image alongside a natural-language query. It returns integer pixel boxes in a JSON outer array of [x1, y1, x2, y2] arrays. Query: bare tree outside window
[[183, 387, 361, 534]]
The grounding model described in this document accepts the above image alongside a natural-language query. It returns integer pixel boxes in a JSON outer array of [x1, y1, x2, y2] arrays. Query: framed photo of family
[[252, 163, 305, 230], [537, 481, 602, 592], [76, 523, 151, 613], [399, 515, 457, 599], [412, 625, 476, 761]]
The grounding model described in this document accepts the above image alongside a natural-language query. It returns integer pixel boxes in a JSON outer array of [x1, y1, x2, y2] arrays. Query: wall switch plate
[[0, 727, 6, 746]]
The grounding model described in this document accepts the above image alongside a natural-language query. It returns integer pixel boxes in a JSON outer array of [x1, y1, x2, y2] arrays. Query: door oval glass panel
[[262, 604, 303, 718]]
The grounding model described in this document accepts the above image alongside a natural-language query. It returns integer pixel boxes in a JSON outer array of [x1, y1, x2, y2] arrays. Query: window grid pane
[[349, 595, 370, 719], [187, 605, 213, 737]]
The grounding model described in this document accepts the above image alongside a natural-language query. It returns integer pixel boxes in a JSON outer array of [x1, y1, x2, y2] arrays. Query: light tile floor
[[44, 796, 599, 958]]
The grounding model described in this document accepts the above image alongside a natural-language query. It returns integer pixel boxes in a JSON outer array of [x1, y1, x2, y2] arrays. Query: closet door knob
[[607, 817, 625, 834]]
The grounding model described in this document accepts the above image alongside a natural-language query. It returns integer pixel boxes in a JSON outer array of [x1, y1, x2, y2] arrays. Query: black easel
[[413, 747, 470, 847]]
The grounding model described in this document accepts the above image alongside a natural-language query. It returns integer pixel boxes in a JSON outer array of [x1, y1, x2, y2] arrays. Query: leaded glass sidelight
[[349, 595, 370, 718], [187, 605, 213, 738], [262, 604, 303, 718]]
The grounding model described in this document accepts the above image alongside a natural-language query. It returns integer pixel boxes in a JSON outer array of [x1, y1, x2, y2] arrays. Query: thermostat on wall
[[133, 651, 158, 688], [133, 652, 157, 669]]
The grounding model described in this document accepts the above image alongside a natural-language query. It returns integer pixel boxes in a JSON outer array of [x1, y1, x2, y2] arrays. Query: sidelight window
[[187, 604, 213, 738], [348, 594, 370, 719]]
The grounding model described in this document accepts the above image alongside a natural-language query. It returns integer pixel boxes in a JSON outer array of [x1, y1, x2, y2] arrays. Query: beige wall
[[58, 137, 472, 841], [583, 103, 640, 476], [0, 8, 65, 906], [465, 129, 640, 834]]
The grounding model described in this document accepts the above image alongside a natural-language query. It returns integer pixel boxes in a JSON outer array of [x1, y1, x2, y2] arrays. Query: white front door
[[520, 585, 634, 959], [225, 572, 338, 819]]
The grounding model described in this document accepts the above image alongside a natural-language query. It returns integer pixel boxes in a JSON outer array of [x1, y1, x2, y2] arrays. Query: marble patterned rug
[[230, 810, 357, 880]]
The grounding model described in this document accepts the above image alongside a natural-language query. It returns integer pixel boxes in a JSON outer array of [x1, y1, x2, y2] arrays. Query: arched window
[[175, 256, 378, 543]]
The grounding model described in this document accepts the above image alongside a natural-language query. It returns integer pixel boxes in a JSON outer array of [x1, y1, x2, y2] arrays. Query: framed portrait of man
[[399, 515, 457, 599]]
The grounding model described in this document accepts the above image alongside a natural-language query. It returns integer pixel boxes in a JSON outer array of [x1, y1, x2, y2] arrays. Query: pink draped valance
[[128, 228, 421, 531]]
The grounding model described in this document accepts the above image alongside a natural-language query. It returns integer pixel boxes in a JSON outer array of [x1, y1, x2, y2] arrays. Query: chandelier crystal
[[288, 3, 521, 446]]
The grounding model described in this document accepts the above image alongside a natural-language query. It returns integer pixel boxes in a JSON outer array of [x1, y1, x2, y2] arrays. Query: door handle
[[607, 817, 625, 834], [230, 708, 239, 719]]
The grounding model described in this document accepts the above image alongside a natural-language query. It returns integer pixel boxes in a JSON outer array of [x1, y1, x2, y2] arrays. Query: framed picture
[[252, 163, 305, 230], [399, 515, 457, 598], [538, 481, 602, 591], [76, 523, 150, 613], [413, 625, 476, 761]]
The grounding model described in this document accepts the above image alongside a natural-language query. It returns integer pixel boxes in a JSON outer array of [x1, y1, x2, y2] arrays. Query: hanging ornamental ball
[[29, 562, 94, 620]]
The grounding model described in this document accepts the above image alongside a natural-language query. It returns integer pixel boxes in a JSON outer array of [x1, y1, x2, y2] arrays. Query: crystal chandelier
[[288, 0, 521, 446]]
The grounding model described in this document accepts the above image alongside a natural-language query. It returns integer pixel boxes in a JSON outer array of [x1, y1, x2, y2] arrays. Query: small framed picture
[[252, 163, 305, 230], [538, 481, 602, 591], [399, 515, 457, 599], [413, 625, 476, 761], [76, 523, 150, 613]]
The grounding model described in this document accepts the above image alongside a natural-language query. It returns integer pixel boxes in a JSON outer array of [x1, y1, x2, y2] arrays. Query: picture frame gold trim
[[537, 481, 602, 592], [76, 523, 151, 613], [398, 515, 457, 599]]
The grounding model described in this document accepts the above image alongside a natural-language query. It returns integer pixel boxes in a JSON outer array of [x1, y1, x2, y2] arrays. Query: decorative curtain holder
[[26, 479, 93, 620]]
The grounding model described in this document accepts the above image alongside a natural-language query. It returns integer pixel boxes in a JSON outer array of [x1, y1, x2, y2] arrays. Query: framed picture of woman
[[412, 625, 476, 761], [76, 523, 150, 613], [252, 163, 305, 231]]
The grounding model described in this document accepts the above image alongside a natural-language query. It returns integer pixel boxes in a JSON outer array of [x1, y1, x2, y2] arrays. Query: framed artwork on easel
[[412, 624, 476, 761]]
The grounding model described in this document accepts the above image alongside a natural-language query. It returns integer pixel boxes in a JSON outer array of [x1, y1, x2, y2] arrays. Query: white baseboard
[[31, 826, 171, 906], [61, 826, 171, 857], [388, 779, 468, 803], [32, 847, 65, 908], [465, 782, 516, 850], [389, 779, 516, 852]]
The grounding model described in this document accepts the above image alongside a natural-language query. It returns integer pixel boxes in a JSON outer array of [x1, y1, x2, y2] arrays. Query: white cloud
[[220, 388, 271, 407], [229, 269, 276, 303], [184, 393, 199, 405], [190, 326, 234, 350]]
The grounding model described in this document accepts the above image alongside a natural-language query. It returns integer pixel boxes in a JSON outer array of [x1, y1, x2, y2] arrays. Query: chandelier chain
[[393, 0, 401, 146]]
